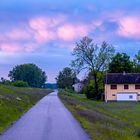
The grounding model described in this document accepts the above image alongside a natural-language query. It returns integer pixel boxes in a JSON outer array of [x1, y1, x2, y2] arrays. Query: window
[[111, 85, 117, 90], [135, 85, 140, 89], [124, 85, 129, 89], [129, 95, 133, 99]]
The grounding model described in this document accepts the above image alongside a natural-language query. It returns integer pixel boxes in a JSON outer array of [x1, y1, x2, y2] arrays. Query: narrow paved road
[[0, 91, 90, 140]]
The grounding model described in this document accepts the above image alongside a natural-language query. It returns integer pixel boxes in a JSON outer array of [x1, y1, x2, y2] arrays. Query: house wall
[[105, 84, 140, 101], [73, 83, 84, 92]]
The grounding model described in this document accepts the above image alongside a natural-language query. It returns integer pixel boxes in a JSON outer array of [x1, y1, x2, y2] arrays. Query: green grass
[[59, 89, 140, 140], [0, 85, 52, 133]]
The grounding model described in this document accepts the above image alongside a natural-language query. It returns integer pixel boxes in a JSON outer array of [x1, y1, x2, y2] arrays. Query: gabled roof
[[105, 73, 140, 84]]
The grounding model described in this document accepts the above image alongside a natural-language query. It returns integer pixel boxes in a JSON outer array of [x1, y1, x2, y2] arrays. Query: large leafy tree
[[134, 50, 140, 72], [56, 67, 77, 89], [71, 36, 115, 99], [8, 64, 47, 88], [108, 53, 134, 73]]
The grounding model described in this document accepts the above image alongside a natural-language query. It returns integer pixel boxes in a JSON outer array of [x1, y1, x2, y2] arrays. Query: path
[[0, 91, 90, 140]]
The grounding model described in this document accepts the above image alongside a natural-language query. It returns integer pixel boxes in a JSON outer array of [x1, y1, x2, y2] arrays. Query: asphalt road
[[0, 91, 90, 140]]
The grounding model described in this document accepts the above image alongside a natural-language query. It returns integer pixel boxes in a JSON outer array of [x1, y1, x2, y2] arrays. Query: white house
[[72, 83, 84, 93]]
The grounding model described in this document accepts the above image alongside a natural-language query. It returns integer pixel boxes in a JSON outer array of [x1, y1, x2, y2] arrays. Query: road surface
[[0, 91, 90, 140]]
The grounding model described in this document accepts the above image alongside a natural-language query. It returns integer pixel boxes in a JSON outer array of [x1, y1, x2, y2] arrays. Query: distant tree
[[56, 67, 77, 89], [0, 77, 11, 85], [133, 50, 140, 72], [8, 64, 47, 88], [108, 53, 134, 73], [71, 36, 115, 99]]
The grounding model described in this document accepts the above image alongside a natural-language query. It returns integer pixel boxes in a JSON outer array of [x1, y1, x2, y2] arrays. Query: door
[[117, 93, 137, 101]]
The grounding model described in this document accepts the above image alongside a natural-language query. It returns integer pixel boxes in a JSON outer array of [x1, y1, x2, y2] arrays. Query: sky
[[0, 0, 140, 82]]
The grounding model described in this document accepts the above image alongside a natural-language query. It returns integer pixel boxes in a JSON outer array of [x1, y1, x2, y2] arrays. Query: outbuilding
[[72, 83, 84, 93]]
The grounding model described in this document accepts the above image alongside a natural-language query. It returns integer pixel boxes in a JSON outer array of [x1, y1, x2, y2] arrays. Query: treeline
[[0, 64, 47, 88], [56, 36, 140, 100]]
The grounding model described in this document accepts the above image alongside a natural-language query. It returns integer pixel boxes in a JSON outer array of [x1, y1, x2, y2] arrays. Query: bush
[[13, 80, 29, 87], [84, 80, 95, 99]]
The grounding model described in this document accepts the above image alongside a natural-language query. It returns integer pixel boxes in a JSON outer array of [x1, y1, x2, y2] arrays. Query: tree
[[108, 53, 134, 73], [71, 36, 115, 99], [134, 50, 140, 72], [0, 77, 11, 85], [84, 80, 95, 99], [8, 64, 47, 88], [56, 67, 77, 89]]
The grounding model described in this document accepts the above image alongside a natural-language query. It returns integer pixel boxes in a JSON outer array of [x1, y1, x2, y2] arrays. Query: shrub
[[13, 80, 29, 87], [84, 80, 95, 99]]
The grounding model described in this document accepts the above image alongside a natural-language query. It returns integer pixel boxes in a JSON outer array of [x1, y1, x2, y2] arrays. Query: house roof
[[105, 73, 140, 84]]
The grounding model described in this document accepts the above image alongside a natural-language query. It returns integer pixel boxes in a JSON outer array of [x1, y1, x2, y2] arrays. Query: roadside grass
[[59, 89, 140, 140], [0, 85, 52, 133]]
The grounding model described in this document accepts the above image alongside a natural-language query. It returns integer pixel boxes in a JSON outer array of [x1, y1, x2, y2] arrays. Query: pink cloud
[[0, 15, 100, 53], [5, 29, 32, 41], [29, 15, 66, 30], [29, 16, 93, 43], [117, 16, 140, 39], [33, 29, 56, 44], [0, 42, 39, 53], [57, 24, 90, 41], [0, 43, 24, 53]]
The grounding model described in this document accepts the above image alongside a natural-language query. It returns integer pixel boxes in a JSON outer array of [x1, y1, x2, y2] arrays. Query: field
[[0, 85, 52, 133], [59, 90, 140, 140]]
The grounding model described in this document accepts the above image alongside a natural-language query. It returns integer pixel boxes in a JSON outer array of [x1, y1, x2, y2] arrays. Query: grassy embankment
[[59, 89, 140, 140], [0, 85, 52, 133]]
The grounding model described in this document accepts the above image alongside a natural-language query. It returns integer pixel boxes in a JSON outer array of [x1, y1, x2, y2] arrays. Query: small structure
[[72, 83, 84, 93], [105, 73, 140, 102]]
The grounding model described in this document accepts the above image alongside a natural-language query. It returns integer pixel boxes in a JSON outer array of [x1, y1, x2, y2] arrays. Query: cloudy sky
[[0, 0, 140, 82]]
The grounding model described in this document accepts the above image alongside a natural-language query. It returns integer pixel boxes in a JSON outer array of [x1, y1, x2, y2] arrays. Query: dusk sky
[[0, 0, 140, 82]]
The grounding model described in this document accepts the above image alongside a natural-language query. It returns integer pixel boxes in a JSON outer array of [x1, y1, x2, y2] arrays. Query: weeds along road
[[0, 91, 90, 140]]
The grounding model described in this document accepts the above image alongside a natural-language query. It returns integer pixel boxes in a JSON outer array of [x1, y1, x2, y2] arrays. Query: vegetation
[[0, 85, 52, 133], [71, 36, 115, 99], [8, 63, 47, 88], [109, 53, 134, 73], [13, 80, 29, 87], [56, 67, 77, 89], [59, 90, 140, 140], [134, 50, 140, 72], [0, 77, 11, 85]]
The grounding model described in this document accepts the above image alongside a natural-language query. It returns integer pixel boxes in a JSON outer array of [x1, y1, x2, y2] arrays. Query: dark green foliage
[[56, 67, 77, 89], [133, 50, 140, 72], [13, 80, 29, 87], [109, 53, 134, 73], [45, 83, 58, 89], [84, 80, 95, 99], [8, 64, 47, 88]]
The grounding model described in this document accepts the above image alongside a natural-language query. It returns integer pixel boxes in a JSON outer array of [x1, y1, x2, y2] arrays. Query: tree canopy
[[134, 50, 140, 72], [71, 36, 115, 99], [108, 53, 134, 73], [8, 64, 47, 88], [56, 67, 77, 89]]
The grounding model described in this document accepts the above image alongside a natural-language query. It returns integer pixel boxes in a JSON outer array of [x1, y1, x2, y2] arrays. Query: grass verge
[[59, 89, 140, 140], [0, 85, 52, 133]]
